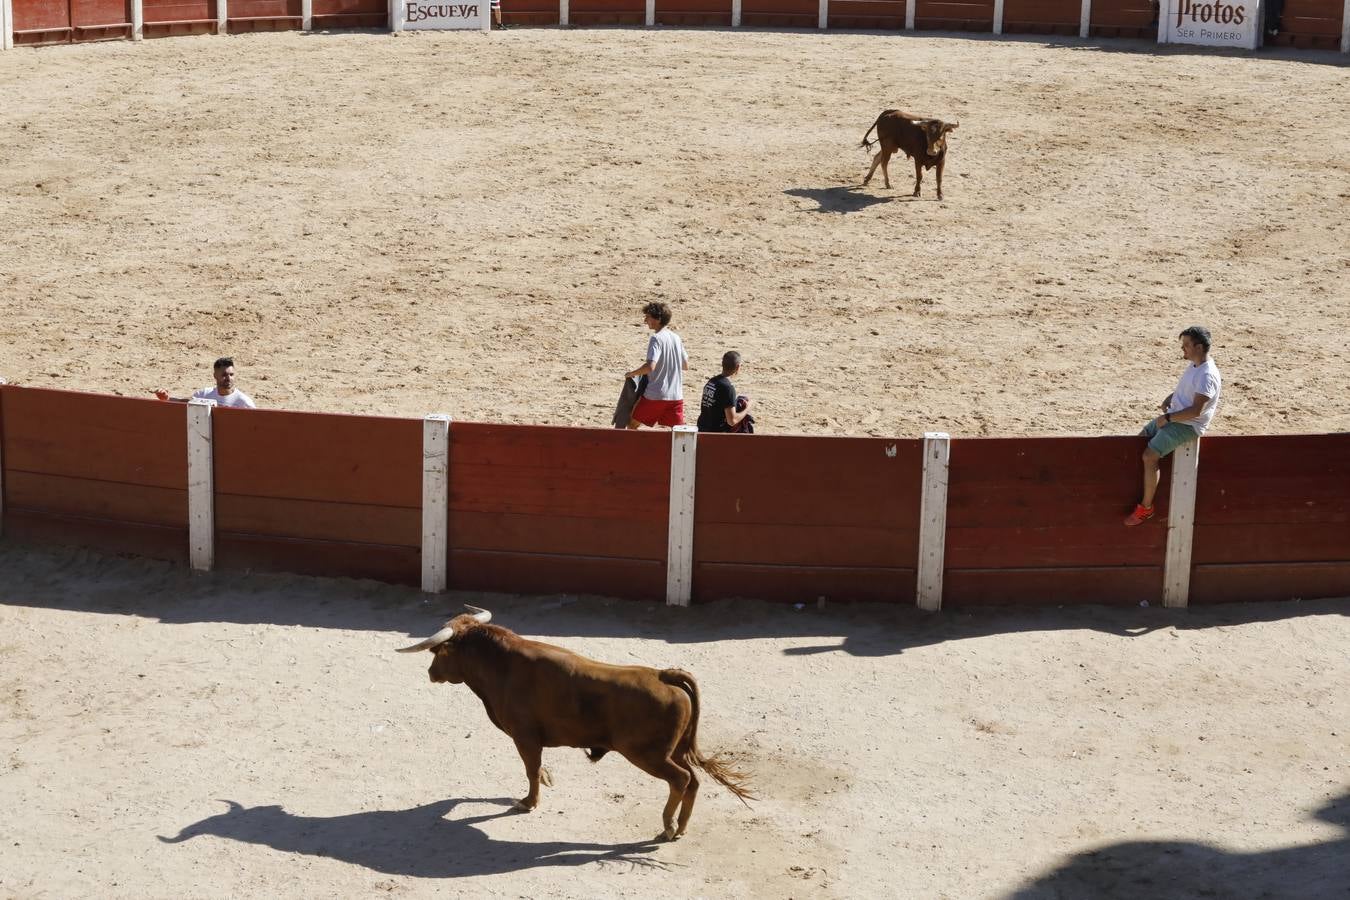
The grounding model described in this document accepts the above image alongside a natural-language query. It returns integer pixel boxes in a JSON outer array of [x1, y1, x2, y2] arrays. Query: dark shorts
[[1140, 419, 1200, 458], [632, 397, 685, 428]]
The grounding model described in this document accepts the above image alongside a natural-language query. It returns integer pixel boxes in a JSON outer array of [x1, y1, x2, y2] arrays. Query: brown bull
[[861, 109, 960, 200], [397, 606, 754, 841]]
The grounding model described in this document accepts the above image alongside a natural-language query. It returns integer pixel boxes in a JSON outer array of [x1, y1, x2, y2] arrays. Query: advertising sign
[[393, 0, 490, 29], [1158, 0, 1262, 48]]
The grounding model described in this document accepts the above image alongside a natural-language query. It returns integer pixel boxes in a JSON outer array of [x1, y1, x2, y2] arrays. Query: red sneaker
[[1123, 504, 1155, 526]]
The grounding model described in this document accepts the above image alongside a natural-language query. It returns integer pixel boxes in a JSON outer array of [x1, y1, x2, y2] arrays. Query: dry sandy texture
[[1, 32, 1348, 436], [0, 543, 1347, 898]]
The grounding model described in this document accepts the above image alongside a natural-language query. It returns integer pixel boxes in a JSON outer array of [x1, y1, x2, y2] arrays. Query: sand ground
[[1, 30, 1347, 436], [1, 543, 1347, 899]]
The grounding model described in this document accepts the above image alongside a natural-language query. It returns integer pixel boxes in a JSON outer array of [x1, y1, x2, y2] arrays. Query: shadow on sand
[[784, 185, 912, 213], [2, 542, 1345, 658], [1006, 791, 1350, 899], [158, 797, 668, 877]]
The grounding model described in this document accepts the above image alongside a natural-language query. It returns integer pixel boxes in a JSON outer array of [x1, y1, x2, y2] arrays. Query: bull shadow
[[157, 797, 667, 877], [1005, 791, 1350, 899], [784, 185, 904, 213]]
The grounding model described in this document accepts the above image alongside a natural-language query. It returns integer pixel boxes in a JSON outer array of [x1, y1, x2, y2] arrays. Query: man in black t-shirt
[[697, 351, 753, 433]]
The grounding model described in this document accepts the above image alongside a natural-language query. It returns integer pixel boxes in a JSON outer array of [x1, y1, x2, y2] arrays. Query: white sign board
[[1158, 0, 1261, 48], [392, 0, 490, 30]]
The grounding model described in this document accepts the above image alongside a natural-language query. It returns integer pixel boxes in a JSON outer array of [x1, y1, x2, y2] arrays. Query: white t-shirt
[[643, 328, 688, 401], [1167, 359, 1221, 434], [193, 387, 257, 409]]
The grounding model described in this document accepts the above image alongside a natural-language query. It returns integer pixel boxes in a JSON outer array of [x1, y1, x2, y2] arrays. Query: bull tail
[[660, 669, 756, 807], [861, 118, 879, 153]]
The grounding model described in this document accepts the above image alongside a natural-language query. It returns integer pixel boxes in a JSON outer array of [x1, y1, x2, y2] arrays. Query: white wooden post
[[1079, 0, 1090, 37], [302, 0, 312, 29], [992, 0, 1003, 32], [559, 0, 568, 25], [731, 0, 740, 25], [905, 0, 915, 29], [817, 0, 827, 27], [646, 0, 654, 25], [132, 0, 143, 39], [1341, 0, 1349, 52], [421, 414, 450, 594], [666, 426, 697, 607], [217, 0, 228, 32], [186, 399, 216, 572], [916, 432, 950, 611], [1162, 439, 1200, 608], [2, 0, 14, 50]]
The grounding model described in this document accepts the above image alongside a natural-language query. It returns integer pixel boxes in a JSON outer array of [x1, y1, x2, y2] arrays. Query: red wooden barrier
[[312, 0, 388, 28], [0, 387, 188, 561], [447, 423, 670, 600], [1001, 0, 1079, 32], [1190, 434, 1350, 603], [914, 0, 993, 29], [500, 0, 560, 24], [11, 0, 132, 44], [211, 407, 422, 584], [692, 434, 923, 604], [944, 436, 1168, 606], [1089, 0, 1155, 37], [828, 0, 907, 28], [740, 0, 816, 27], [143, 0, 218, 36], [1267, 0, 1343, 48], [655, 0, 731, 26], [568, 0, 644, 25], [226, 0, 302, 31]]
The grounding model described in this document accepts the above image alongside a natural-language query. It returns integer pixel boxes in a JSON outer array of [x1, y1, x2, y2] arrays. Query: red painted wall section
[[211, 407, 422, 584], [499, 0, 560, 24], [1001, 0, 1080, 32], [447, 424, 670, 601], [12, 0, 132, 42], [1189, 434, 1350, 603], [655, 0, 731, 25], [693, 434, 923, 604], [0, 387, 188, 562], [143, 0, 218, 33], [739, 0, 816, 27], [944, 436, 1167, 606], [568, 0, 645, 24], [312, 0, 388, 28], [1089, 0, 1155, 36], [1267, 0, 1343, 48], [828, 0, 907, 28], [227, 0, 302, 29], [915, 0, 994, 29]]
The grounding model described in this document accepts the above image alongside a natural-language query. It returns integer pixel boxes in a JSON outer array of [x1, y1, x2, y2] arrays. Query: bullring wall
[[4, 0, 1347, 50], [2, 384, 1347, 608]]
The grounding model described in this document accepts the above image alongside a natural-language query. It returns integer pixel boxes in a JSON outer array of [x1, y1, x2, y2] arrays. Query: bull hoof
[[514, 798, 538, 812], [660, 826, 678, 841]]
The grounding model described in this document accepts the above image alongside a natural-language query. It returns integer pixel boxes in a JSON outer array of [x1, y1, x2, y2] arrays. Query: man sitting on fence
[[156, 357, 258, 409], [697, 351, 755, 434], [1124, 326, 1221, 526]]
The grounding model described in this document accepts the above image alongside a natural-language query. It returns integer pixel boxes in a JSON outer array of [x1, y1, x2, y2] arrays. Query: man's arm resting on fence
[[1154, 394, 1210, 428]]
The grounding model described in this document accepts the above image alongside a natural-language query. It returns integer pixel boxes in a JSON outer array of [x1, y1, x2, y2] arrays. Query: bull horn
[[464, 605, 492, 623], [395, 623, 457, 653]]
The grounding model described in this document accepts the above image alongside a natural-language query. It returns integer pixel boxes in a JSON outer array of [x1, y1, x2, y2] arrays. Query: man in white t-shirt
[[1125, 326, 1221, 526], [156, 357, 258, 410], [624, 302, 689, 429]]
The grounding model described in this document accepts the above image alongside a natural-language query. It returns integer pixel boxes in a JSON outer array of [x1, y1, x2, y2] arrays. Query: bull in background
[[861, 110, 960, 200], [397, 606, 754, 841]]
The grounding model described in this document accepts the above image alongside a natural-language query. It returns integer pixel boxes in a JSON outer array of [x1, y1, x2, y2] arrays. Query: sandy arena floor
[[0, 31, 1347, 436], [1, 543, 1347, 899]]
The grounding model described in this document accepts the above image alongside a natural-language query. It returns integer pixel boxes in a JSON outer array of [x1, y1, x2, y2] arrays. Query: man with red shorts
[[625, 302, 689, 429]]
